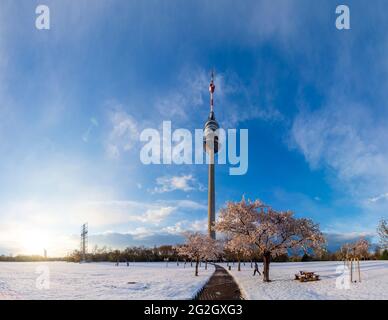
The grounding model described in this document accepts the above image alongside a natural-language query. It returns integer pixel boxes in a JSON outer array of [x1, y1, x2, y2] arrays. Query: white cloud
[[126, 227, 155, 239], [155, 67, 207, 121], [0, 196, 208, 255], [288, 3, 388, 212], [291, 100, 388, 205], [87, 216, 210, 248], [167, 200, 207, 210], [105, 106, 139, 159], [82, 199, 206, 226], [141, 207, 175, 224], [82, 117, 99, 143], [367, 193, 388, 203], [162, 218, 207, 235], [81, 200, 175, 226], [153, 66, 284, 131], [153, 175, 205, 193]]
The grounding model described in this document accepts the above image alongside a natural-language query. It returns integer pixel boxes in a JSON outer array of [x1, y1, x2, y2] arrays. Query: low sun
[[20, 231, 49, 255]]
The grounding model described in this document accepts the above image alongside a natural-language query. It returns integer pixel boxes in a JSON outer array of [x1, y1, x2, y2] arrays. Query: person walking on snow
[[253, 261, 261, 276]]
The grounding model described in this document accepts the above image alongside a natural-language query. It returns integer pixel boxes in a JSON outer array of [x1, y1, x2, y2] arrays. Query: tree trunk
[[195, 258, 199, 276], [263, 252, 271, 282], [238, 258, 241, 271], [350, 259, 353, 283], [205, 260, 208, 270]]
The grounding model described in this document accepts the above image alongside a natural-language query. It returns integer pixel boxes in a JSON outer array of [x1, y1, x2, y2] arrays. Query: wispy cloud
[[3, 0, 388, 257], [81, 200, 175, 226], [155, 67, 207, 121], [291, 100, 388, 205], [0, 197, 207, 255], [152, 175, 205, 193], [367, 193, 388, 203], [81, 199, 206, 226], [288, 1, 388, 213], [162, 218, 207, 235], [105, 105, 139, 159], [82, 117, 99, 143], [154, 66, 284, 129], [87, 230, 185, 248], [88, 218, 208, 249]]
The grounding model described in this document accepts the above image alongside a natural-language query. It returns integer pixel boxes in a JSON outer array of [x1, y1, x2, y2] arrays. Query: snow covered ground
[[0, 261, 214, 300], [224, 260, 388, 300], [1, 261, 386, 300]]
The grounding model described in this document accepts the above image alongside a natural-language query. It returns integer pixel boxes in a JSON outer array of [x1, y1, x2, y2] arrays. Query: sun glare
[[20, 231, 49, 255]]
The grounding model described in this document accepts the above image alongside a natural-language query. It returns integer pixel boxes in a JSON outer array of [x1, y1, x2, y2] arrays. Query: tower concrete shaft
[[208, 149, 216, 239]]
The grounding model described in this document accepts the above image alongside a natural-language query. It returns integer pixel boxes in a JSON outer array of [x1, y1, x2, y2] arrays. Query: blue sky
[[0, 0, 387, 255]]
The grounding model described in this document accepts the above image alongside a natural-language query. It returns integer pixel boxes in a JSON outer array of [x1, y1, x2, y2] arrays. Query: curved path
[[196, 264, 244, 300]]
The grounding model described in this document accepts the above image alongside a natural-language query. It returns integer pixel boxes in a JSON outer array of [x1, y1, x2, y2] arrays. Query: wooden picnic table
[[294, 270, 320, 282]]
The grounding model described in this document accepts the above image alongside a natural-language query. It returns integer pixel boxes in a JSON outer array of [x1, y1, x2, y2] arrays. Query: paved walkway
[[196, 264, 244, 300]]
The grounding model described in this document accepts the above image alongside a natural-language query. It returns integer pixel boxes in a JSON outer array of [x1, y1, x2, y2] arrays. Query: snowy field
[[1, 261, 386, 300], [224, 260, 388, 300], [0, 262, 214, 300]]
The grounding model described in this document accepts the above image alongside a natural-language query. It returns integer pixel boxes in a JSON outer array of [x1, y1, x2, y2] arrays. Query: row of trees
[[176, 200, 388, 281], [177, 198, 326, 281], [0, 255, 66, 262], [2, 208, 386, 271], [65, 244, 180, 263], [0, 245, 180, 263], [3, 243, 384, 263]]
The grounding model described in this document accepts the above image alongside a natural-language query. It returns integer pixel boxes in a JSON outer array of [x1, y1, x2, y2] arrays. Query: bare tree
[[215, 198, 325, 282], [377, 219, 388, 250]]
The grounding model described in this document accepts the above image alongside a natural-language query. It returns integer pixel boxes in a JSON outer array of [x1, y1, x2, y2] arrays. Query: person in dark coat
[[253, 261, 261, 276]]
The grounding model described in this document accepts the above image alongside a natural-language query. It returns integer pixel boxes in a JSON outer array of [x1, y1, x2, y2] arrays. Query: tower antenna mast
[[209, 70, 215, 113]]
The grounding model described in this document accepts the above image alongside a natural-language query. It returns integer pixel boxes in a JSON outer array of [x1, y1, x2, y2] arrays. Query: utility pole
[[80, 223, 88, 263]]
